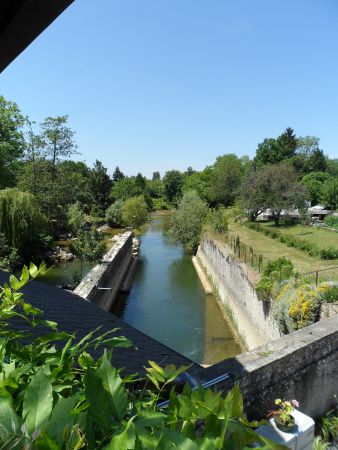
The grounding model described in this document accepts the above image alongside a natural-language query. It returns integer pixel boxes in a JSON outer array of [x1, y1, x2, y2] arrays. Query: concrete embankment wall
[[194, 314, 338, 418], [74, 231, 133, 311], [196, 236, 281, 350]]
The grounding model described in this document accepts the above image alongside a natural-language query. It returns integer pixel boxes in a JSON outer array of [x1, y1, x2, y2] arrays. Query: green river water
[[42, 215, 240, 366]]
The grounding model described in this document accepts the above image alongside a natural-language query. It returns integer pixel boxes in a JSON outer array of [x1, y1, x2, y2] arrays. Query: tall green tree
[[169, 191, 208, 253], [163, 170, 184, 204], [39, 115, 77, 183], [152, 171, 161, 180], [0, 188, 47, 257], [320, 178, 338, 209], [0, 95, 26, 188], [300, 172, 331, 205], [208, 154, 243, 206], [122, 195, 148, 228], [89, 160, 112, 212], [182, 167, 212, 202], [112, 166, 124, 183], [254, 127, 297, 166]]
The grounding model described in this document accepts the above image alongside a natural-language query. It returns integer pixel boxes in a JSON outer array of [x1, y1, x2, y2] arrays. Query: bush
[[67, 201, 86, 234], [321, 285, 338, 303], [320, 246, 338, 260], [256, 257, 295, 302], [122, 195, 148, 228], [152, 197, 171, 211], [256, 276, 274, 301], [273, 282, 323, 333], [105, 200, 125, 227], [210, 207, 228, 233], [169, 191, 209, 253], [245, 222, 321, 257], [324, 215, 338, 231]]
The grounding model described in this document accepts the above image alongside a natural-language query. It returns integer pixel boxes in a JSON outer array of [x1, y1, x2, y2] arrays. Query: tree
[[184, 166, 195, 176], [152, 171, 161, 180], [135, 172, 147, 191], [71, 228, 106, 276], [239, 168, 270, 221], [261, 163, 308, 226], [300, 172, 331, 205], [254, 127, 297, 166], [39, 115, 77, 183], [240, 163, 309, 225], [111, 177, 139, 201], [89, 160, 112, 212], [67, 202, 86, 235], [122, 195, 148, 228], [0, 188, 48, 257], [163, 170, 184, 204], [169, 190, 208, 253], [105, 200, 124, 227], [208, 154, 243, 206], [320, 178, 338, 209], [182, 167, 212, 202], [112, 166, 124, 183], [293, 136, 327, 174], [0, 95, 25, 188]]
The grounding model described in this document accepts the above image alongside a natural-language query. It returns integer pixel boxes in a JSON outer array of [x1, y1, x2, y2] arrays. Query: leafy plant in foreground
[[0, 265, 286, 449]]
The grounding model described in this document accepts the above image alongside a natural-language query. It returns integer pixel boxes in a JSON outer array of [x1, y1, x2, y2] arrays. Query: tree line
[[0, 94, 337, 265]]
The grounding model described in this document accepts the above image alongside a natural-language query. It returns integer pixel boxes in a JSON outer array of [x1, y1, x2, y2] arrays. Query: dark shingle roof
[[0, 272, 197, 375]]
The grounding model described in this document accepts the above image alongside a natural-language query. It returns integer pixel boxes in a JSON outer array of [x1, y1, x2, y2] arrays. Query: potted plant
[[268, 398, 300, 432]]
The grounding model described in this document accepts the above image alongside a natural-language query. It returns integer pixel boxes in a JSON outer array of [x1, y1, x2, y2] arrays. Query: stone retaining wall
[[194, 314, 338, 418], [74, 231, 133, 311], [197, 236, 281, 349]]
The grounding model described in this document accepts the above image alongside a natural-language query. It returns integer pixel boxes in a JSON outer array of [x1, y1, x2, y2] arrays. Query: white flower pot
[[255, 409, 315, 450]]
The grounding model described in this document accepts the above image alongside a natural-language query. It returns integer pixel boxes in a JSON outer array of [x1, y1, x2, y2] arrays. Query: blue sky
[[1, 0, 338, 177]]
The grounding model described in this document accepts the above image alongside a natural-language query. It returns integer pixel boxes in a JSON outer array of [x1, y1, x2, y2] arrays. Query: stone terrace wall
[[193, 314, 338, 418], [74, 231, 133, 311], [197, 236, 281, 349]]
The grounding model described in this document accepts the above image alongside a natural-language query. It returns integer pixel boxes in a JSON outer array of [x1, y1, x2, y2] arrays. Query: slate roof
[[0, 272, 197, 375]]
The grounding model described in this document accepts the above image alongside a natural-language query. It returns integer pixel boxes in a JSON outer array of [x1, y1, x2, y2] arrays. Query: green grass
[[259, 221, 338, 248], [219, 219, 338, 279]]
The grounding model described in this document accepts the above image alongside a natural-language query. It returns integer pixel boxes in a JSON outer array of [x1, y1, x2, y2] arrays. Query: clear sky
[[1, 0, 338, 177]]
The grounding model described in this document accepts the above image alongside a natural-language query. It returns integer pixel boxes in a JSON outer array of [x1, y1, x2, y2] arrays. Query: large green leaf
[[102, 418, 135, 450], [45, 394, 78, 446], [22, 369, 53, 436], [97, 352, 128, 421]]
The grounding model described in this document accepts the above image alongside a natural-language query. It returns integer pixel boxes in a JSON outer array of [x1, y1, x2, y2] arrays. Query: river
[[112, 214, 240, 365]]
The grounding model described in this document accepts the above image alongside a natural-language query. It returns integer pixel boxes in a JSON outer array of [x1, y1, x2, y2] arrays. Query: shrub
[[210, 207, 228, 233], [256, 276, 274, 301], [152, 197, 171, 211], [169, 191, 209, 253], [321, 285, 338, 303], [122, 195, 148, 229], [105, 200, 125, 227], [273, 282, 324, 333], [324, 215, 338, 231], [67, 201, 86, 234], [320, 247, 338, 260]]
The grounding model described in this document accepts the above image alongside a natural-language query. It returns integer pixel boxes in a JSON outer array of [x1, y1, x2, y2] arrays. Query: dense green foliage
[[67, 202, 86, 235], [105, 200, 125, 227], [0, 188, 49, 259], [324, 215, 338, 231], [122, 195, 148, 229], [0, 93, 337, 268], [0, 269, 283, 449], [0, 95, 25, 188], [169, 191, 209, 253]]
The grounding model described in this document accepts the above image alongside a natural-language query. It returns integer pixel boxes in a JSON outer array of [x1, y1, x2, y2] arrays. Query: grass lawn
[[259, 221, 338, 248], [217, 218, 338, 280]]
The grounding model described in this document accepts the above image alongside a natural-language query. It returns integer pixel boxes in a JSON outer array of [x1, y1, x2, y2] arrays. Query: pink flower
[[291, 399, 299, 408]]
